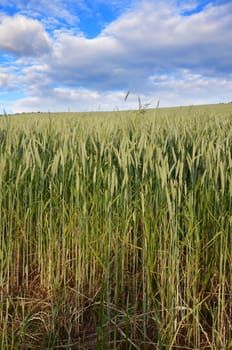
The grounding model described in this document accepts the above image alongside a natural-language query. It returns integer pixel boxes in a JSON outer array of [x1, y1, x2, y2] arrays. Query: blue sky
[[0, 0, 232, 113]]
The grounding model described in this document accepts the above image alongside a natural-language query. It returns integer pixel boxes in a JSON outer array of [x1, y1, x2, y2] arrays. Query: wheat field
[[0, 104, 232, 349]]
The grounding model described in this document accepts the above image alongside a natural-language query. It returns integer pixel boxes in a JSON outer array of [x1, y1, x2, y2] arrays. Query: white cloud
[[0, 72, 10, 88], [0, 14, 51, 56], [103, 0, 232, 70], [1, 0, 232, 112], [176, 0, 198, 11], [9, 88, 138, 113], [36, 0, 231, 95], [7, 70, 232, 113], [46, 32, 127, 90], [0, 65, 21, 89], [148, 69, 232, 105]]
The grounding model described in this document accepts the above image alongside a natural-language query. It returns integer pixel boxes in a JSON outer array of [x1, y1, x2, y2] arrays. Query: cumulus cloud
[[148, 69, 232, 105], [47, 32, 128, 90], [103, 1, 232, 72], [7, 69, 232, 113], [1, 0, 232, 112], [36, 0, 232, 96], [0, 14, 51, 56], [9, 88, 139, 113]]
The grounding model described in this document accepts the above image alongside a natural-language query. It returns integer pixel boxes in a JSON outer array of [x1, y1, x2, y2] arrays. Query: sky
[[0, 0, 232, 113]]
